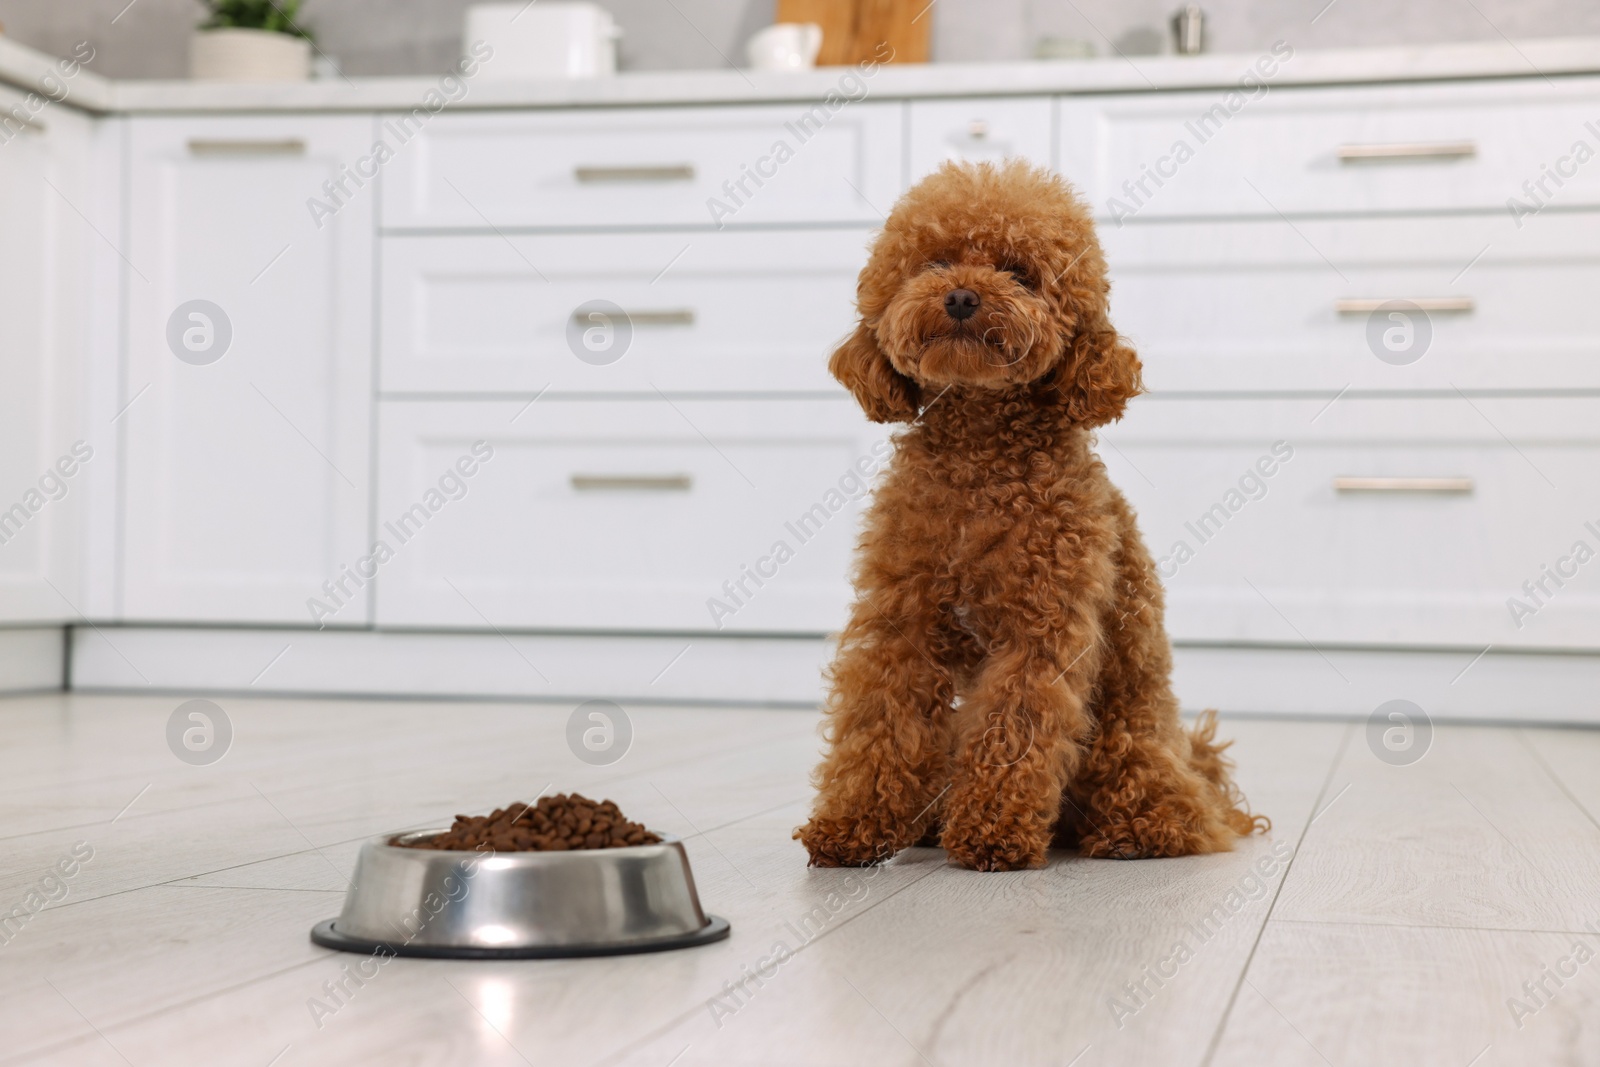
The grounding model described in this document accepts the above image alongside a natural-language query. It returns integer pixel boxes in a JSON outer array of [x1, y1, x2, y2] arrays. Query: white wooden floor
[[1, 694, 1598, 1067]]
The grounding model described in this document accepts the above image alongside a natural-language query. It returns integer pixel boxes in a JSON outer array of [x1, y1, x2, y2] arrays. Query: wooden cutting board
[[775, 0, 930, 66]]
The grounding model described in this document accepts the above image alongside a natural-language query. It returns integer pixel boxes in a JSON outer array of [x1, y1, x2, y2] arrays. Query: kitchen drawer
[[1103, 211, 1600, 393], [374, 399, 888, 632], [379, 229, 869, 394], [381, 104, 903, 230], [1061, 77, 1600, 218], [908, 97, 1054, 182], [1099, 396, 1600, 650]]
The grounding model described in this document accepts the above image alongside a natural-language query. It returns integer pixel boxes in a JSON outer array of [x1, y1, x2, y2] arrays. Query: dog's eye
[[929, 259, 950, 271], [999, 264, 1036, 289]]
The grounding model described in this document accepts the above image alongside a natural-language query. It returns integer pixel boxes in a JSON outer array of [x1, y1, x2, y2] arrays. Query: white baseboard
[[0, 627, 64, 694], [66, 626, 1600, 725], [1170, 643, 1600, 725], [68, 626, 834, 706]]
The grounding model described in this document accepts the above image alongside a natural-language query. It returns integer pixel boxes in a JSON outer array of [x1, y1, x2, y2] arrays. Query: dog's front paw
[[939, 807, 1050, 872], [1077, 817, 1227, 859], [1077, 830, 1157, 860], [794, 816, 902, 868], [943, 836, 1048, 872], [1071, 785, 1243, 859]]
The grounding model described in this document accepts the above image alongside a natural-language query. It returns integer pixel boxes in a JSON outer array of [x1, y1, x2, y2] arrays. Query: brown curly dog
[[795, 160, 1268, 872]]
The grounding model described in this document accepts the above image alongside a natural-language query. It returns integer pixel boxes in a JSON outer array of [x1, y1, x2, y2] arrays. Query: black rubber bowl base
[[309, 916, 731, 959]]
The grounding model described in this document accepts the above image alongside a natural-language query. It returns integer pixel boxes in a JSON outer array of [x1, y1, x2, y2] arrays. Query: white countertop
[[5, 33, 1600, 115]]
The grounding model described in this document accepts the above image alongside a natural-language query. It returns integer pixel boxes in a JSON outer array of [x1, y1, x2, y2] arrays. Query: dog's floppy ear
[[1058, 309, 1143, 427], [829, 323, 922, 424]]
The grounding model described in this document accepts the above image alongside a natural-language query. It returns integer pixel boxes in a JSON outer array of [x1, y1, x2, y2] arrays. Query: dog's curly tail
[[1187, 709, 1272, 837]]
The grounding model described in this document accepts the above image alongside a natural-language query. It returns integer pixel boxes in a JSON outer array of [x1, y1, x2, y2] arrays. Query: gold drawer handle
[[188, 138, 307, 156], [571, 308, 695, 327], [1337, 141, 1476, 162], [628, 309, 696, 327], [570, 474, 693, 492], [1334, 477, 1474, 494], [574, 165, 695, 183], [1335, 297, 1474, 314]]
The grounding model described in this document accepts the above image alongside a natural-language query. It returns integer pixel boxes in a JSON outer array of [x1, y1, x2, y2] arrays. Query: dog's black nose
[[944, 289, 980, 321]]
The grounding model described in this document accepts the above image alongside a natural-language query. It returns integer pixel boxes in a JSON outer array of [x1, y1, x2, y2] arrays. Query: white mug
[[745, 23, 824, 71]]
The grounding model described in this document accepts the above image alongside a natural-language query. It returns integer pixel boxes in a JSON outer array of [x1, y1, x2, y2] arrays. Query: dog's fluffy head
[[830, 160, 1141, 426]]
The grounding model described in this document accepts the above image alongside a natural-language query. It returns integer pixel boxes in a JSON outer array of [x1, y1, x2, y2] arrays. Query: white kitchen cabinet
[[1101, 395, 1600, 650], [8, 46, 1598, 711], [1061, 77, 1600, 219], [0, 86, 94, 623], [907, 97, 1055, 182], [373, 399, 889, 633], [1103, 210, 1600, 393], [120, 116, 374, 623], [379, 228, 871, 395], [381, 103, 904, 230]]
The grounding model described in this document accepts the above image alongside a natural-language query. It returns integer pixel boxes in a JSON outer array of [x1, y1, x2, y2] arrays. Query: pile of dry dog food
[[399, 793, 661, 852]]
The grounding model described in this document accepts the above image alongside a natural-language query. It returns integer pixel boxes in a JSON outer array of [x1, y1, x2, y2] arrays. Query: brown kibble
[[399, 793, 660, 853]]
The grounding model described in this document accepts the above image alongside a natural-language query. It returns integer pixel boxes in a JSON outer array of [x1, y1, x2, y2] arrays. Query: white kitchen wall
[[1, 0, 1598, 79]]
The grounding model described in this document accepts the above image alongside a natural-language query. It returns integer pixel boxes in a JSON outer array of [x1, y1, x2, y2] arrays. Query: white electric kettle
[[463, 2, 622, 79]]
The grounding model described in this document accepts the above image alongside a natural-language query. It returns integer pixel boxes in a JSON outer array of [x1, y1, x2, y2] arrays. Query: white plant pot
[[190, 28, 311, 82]]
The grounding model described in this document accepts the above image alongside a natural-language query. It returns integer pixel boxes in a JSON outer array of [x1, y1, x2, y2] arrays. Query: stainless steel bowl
[[310, 830, 730, 958]]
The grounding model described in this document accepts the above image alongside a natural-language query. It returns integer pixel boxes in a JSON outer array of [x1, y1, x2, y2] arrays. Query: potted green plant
[[190, 0, 315, 82]]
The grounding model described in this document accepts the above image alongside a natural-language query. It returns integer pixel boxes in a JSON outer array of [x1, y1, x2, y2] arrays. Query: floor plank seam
[[21, 793, 819, 917], [590, 859, 949, 1067], [20, 834, 415, 918], [1197, 719, 1356, 1067], [1267, 916, 1600, 936], [0, 711, 819, 843], [1514, 727, 1600, 836], [167, 884, 346, 894], [0, 956, 329, 1067], [675, 796, 809, 842]]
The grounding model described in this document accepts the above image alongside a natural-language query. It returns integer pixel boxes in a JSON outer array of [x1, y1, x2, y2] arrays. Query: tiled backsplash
[[0, 0, 1595, 79]]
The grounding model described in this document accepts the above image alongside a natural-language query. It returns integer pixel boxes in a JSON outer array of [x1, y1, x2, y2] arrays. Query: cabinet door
[[374, 399, 889, 633], [121, 117, 373, 623], [379, 228, 870, 395], [1100, 396, 1600, 650], [381, 103, 905, 229], [1102, 212, 1600, 393], [1060, 77, 1600, 220], [0, 88, 93, 623]]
